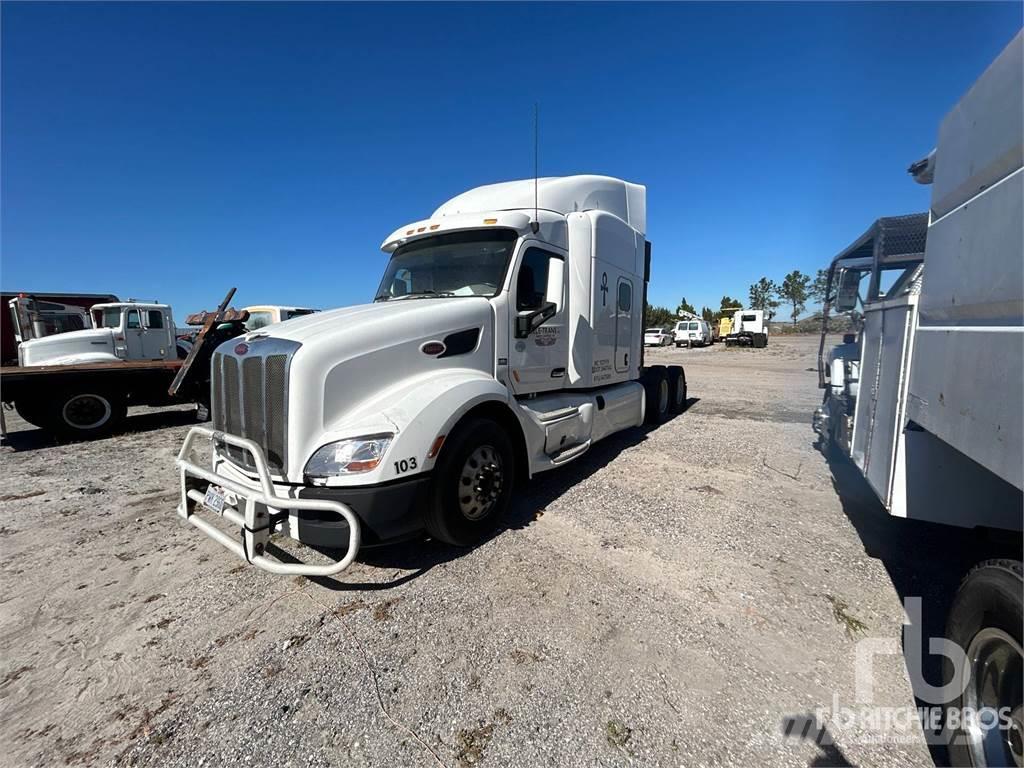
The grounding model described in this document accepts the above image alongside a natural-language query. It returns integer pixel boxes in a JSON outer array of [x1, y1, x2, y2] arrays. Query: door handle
[[550, 368, 565, 378]]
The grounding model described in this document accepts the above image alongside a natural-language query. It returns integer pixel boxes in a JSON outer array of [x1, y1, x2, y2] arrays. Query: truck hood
[[19, 328, 117, 366], [217, 298, 497, 478], [244, 298, 489, 346]]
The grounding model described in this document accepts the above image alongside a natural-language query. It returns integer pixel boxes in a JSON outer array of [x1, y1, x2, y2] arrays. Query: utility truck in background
[[175, 175, 688, 576], [813, 33, 1022, 765], [724, 308, 768, 347]]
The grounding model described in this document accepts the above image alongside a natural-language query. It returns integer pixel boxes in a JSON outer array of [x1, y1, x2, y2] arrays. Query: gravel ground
[[0, 335, 944, 767]]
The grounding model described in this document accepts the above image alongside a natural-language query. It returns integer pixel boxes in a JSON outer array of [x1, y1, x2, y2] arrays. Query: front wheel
[[944, 559, 1023, 768], [424, 417, 515, 547]]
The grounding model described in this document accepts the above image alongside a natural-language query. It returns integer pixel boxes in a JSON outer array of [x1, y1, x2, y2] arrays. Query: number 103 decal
[[394, 457, 418, 474]]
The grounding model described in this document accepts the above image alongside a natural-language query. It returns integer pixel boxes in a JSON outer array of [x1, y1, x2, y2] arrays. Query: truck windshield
[[375, 229, 518, 301]]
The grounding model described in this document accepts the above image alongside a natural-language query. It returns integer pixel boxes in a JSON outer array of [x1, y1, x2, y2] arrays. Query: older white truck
[[814, 34, 1022, 765], [175, 175, 687, 576], [2, 295, 245, 439]]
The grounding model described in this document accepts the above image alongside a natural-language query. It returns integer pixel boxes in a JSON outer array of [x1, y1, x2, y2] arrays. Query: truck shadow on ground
[[820, 443, 1022, 767], [288, 403, 704, 592], [1, 408, 200, 452]]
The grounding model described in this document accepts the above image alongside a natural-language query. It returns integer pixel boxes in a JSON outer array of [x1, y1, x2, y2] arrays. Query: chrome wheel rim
[[62, 394, 111, 430], [458, 445, 504, 521], [963, 627, 1023, 767], [658, 378, 669, 414]]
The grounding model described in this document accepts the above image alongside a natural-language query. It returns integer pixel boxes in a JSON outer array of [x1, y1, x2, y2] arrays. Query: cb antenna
[[531, 102, 540, 234]]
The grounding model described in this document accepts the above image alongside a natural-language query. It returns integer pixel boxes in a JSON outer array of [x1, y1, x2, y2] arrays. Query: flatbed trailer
[[1, 359, 189, 439]]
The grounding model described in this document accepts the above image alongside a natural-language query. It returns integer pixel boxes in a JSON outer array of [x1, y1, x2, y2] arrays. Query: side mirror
[[834, 268, 861, 312], [545, 256, 564, 311], [515, 302, 557, 339]]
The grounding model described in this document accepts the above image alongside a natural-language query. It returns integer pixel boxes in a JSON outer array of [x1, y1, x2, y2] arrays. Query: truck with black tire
[[174, 174, 687, 577], [813, 33, 1022, 765], [723, 308, 768, 348], [1, 292, 246, 439]]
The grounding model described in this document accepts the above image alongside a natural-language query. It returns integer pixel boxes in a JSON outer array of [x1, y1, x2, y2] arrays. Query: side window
[[146, 310, 164, 329], [516, 248, 552, 311], [617, 281, 632, 312], [126, 310, 142, 329]]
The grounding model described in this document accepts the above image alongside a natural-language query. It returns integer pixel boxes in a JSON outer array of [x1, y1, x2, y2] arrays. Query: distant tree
[[809, 269, 830, 305], [716, 295, 743, 320], [748, 277, 780, 320], [676, 297, 696, 316], [779, 270, 811, 324], [644, 303, 675, 328], [701, 306, 715, 322]]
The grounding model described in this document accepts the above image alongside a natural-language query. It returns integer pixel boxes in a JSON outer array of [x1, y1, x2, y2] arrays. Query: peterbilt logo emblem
[[234, 342, 249, 355]]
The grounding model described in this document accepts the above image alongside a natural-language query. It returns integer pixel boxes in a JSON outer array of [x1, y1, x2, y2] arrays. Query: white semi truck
[[814, 34, 1022, 765], [175, 175, 687, 576]]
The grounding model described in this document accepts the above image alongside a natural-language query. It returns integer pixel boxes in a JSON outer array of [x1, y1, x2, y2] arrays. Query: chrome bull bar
[[175, 426, 361, 576]]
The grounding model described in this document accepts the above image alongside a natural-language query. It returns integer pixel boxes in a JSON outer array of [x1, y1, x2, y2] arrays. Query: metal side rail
[[175, 426, 361, 576]]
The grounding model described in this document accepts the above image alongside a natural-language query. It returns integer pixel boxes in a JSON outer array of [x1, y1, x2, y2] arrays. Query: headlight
[[304, 433, 393, 478]]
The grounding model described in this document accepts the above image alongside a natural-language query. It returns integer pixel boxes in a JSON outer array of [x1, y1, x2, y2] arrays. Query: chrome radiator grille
[[212, 339, 299, 475]]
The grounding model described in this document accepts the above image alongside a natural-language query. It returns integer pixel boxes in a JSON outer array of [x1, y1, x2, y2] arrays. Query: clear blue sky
[[2, 2, 1020, 317]]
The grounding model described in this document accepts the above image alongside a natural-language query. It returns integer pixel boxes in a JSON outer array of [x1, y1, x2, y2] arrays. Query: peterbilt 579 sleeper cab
[[175, 175, 687, 576]]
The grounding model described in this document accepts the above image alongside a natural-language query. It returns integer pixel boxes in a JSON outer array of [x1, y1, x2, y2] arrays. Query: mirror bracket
[[515, 302, 557, 339]]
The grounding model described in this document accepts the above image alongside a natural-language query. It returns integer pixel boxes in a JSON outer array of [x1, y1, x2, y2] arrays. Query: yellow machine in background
[[718, 315, 733, 338]]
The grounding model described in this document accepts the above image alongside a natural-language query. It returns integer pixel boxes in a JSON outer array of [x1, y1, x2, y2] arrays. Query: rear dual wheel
[[945, 560, 1023, 767], [643, 365, 687, 425]]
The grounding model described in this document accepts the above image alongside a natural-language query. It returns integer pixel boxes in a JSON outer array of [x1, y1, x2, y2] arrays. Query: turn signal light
[[427, 435, 446, 459]]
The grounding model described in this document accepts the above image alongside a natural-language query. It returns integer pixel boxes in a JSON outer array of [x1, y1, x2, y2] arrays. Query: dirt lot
[[1, 335, 947, 767]]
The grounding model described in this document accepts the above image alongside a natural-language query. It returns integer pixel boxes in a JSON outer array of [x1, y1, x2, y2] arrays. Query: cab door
[[123, 309, 146, 359], [141, 308, 171, 359], [507, 245, 568, 394]]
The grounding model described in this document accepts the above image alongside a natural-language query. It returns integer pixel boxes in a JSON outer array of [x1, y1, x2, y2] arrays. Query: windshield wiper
[[374, 289, 456, 302], [392, 290, 456, 300]]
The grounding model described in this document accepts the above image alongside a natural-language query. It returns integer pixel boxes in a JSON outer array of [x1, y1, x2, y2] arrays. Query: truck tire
[[50, 390, 127, 439], [944, 559, 1023, 768], [13, 399, 50, 430], [643, 366, 669, 425], [667, 366, 687, 414], [424, 417, 515, 547]]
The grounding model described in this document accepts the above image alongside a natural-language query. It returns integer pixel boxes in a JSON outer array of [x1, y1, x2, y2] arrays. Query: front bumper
[[176, 426, 365, 576]]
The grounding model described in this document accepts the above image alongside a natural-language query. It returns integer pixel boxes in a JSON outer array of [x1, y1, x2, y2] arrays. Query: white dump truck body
[[18, 302, 177, 367], [815, 32, 1022, 531], [175, 175, 688, 576]]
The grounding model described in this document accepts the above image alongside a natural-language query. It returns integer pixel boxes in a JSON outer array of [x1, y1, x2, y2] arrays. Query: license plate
[[203, 485, 226, 514]]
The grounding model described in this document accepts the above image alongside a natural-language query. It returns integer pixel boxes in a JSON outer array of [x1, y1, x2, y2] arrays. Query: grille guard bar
[[175, 426, 361, 576]]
